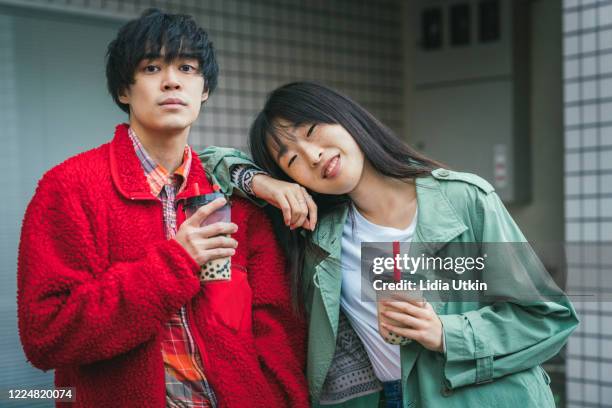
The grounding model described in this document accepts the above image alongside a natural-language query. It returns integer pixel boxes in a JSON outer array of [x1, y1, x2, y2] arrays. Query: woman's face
[[267, 121, 365, 195]]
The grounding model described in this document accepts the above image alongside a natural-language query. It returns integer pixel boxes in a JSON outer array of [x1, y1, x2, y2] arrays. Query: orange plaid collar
[[127, 126, 192, 197]]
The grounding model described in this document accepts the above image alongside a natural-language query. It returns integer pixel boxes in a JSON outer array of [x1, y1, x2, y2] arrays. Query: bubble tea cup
[[184, 183, 232, 282]]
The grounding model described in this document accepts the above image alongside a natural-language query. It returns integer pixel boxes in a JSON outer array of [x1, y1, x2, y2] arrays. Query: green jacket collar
[[413, 176, 468, 251], [311, 175, 469, 256]]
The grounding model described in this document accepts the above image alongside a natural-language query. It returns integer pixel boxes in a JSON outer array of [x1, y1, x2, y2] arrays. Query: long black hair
[[248, 82, 444, 310]]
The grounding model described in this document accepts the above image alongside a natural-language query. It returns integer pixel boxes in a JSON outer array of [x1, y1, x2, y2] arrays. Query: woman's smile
[[323, 154, 341, 179]]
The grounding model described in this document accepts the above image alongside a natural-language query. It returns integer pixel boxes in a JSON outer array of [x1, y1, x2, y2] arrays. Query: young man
[[17, 9, 307, 408]]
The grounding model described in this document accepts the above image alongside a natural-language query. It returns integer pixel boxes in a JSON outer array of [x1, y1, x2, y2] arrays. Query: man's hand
[[380, 299, 444, 352], [175, 197, 238, 265], [251, 174, 317, 231]]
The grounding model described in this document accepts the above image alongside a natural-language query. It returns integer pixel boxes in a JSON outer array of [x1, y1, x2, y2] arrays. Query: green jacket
[[200, 147, 579, 408]]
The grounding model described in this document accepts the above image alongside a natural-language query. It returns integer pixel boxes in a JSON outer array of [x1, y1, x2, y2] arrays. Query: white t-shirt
[[340, 204, 417, 382]]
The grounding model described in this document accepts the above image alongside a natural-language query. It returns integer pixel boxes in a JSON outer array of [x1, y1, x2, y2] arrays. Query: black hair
[[105, 8, 219, 114], [248, 81, 444, 310]]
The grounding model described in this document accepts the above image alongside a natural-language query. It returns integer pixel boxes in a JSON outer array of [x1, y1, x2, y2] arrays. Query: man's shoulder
[[38, 142, 111, 191]]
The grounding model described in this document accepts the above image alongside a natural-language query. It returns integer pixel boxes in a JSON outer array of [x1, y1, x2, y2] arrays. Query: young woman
[[200, 82, 578, 408]]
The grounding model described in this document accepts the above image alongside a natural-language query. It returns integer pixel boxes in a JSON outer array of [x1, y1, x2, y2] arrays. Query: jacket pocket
[[199, 265, 253, 333]]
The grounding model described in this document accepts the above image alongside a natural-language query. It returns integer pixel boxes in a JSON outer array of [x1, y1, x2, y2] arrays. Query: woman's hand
[[380, 299, 444, 352], [251, 174, 317, 230]]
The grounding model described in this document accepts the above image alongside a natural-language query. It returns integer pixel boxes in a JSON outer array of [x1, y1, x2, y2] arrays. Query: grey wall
[[563, 1, 612, 407], [403, 0, 565, 245], [506, 0, 564, 246]]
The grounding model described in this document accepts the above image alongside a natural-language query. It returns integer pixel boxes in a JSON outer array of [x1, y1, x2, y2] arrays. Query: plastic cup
[[184, 191, 232, 283], [377, 290, 424, 346]]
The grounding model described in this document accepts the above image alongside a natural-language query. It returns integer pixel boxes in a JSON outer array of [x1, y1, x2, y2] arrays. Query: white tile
[[564, 11, 579, 32], [584, 175, 598, 194], [600, 29, 612, 51], [566, 129, 582, 148], [581, 8, 597, 30], [583, 199, 597, 217], [602, 78, 612, 98], [601, 175, 612, 193], [582, 80, 597, 100], [566, 175, 582, 195], [567, 380, 584, 402], [583, 105, 598, 124], [604, 126, 612, 146], [581, 56, 597, 77], [566, 222, 582, 241], [584, 383, 600, 404], [602, 222, 612, 241], [600, 53, 612, 76], [582, 151, 597, 171], [584, 337, 600, 357], [601, 102, 612, 123], [601, 151, 612, 170], [601, 316, 612, 335], [565, 35, 579, 56], [583, 128, 598, 147], [601, 198, 612, 217], [581, 32, 597, 54], [565, 106, 581, 126], [601, 4, 612, 26], [603, 386, 612, 405], [564, 0, 580, 8], [584, 361, 599, 380], [564, 82, 580, 102], [565, 58, 580, 79], [567, 335, 582, 354], [566, 152, 581, 172], [566, 199, 581, 218]]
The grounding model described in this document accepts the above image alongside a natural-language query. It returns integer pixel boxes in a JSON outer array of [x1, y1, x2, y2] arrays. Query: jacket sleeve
[[247, 205, 309, 407], [438, 190, 579, 389], [199, 146, 267, 205], [17, 171, 201, 370]]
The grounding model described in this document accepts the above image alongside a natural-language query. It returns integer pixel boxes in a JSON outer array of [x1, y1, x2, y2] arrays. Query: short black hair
[[105, 8, 219, 114]]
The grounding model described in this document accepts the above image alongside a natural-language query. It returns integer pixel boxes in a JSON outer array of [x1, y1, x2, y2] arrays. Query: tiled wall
[[563, 0, 612, 406], [8, 0, 404, 151], [0, 1, 404, 403]]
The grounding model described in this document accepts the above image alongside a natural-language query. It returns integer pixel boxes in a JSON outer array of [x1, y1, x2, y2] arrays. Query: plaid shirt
[[128, 127, 216, 408]]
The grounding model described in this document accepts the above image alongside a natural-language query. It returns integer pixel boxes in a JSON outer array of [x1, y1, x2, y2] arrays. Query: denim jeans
[[381, 380, 402, 408]]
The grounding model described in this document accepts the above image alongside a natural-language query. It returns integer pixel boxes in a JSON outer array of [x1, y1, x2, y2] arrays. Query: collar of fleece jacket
[[109, 123, 214, 200]]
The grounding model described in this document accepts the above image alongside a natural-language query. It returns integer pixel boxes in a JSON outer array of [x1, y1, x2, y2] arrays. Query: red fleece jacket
[[17, 124, 308, 408]]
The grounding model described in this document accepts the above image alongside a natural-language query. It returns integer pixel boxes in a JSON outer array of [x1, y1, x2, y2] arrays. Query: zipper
[[185, 303, 211, 371], [185, 303, 218, 408]]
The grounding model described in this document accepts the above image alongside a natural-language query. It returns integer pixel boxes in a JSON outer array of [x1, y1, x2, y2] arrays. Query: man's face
[[119, 55, 208, 133]]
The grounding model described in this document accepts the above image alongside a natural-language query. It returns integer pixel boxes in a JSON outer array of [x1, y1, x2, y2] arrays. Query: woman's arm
[[199, 147, 317, 230], [438, 191, 579, 389]]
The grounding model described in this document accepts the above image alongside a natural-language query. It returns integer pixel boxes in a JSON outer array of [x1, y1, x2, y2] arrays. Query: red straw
[[194, 183, 200, 195], [393, 241, 401, 282]]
